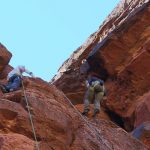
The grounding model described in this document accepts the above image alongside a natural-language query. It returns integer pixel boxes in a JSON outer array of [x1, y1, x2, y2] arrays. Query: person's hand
[[29, 72, 35, 78]]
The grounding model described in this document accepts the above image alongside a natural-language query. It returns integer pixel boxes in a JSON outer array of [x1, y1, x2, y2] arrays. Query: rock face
[[52, 0, 150, 102], [0, 0, 150, 149], [134, 92, 150, 128], [0, 47, 149, 149], [0, 78, 149, 150], [0, 43, 12, 73], [0, 43, 13, 81], [132, 121, 150, 148], [52, 0, 150, 148], [0, 133, 35, 150]]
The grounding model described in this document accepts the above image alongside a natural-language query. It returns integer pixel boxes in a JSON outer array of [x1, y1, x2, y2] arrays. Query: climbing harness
[[21, 79, 40, 150]]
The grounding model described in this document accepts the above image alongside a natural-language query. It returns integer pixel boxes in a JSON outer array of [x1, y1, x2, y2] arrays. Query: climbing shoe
[[82, 109, 90, 116], [9, 88, 14, 92], [92, 109, 100, 117]]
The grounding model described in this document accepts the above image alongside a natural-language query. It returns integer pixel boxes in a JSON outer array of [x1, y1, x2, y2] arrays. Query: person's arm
[[85, 80, 90, 88], [24, 68, 35, 77]]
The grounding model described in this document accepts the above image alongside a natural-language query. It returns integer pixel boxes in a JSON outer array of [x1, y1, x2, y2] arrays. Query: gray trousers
[[84, 81, 104, 111]]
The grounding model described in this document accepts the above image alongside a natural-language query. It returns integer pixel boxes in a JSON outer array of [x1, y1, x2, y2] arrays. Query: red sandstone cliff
[[52, 0, 150, 148], [0, 44, 149, 149], [0, 0, 150, 149]]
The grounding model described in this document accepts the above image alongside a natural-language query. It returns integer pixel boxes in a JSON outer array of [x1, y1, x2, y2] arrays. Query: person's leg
[[5, 76, 21, 92], [93, 83, 104, 117], [82, 86, 94, 115], [10, 76, 21, 91], [94, 91, 104, 111], [5, 75, 17, 91], [5, 81, 13, 91], [0, 78, 14, 93]]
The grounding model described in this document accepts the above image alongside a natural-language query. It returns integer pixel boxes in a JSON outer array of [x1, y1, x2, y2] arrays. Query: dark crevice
[[105, 109, 125, 129], [87, 55, 109, 81]]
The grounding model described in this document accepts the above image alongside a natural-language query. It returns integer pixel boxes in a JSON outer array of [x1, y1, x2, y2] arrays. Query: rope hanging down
[[21, 79, 40, 150], [50, 81, 113, 149], [22, 78, 112, 149], [59, 90, 113, 150]]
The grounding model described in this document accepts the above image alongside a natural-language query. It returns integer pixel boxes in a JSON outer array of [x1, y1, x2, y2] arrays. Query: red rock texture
[[0, 65, 13, 80], [0, 0, 150, 149], [0, 43, 12, 72], [132, 121, 150, 148], [0, 77, 149, 150], [0, 44, 149, 149], [52, 0, 150, 148], [0, 133, 35, 150], [134, 92, 150, 128], [52, 0, 150, 103]]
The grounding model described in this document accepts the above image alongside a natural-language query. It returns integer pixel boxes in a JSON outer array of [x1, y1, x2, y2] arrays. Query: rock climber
[[0, 65, 34, 93], [80, 59, 105, 117]]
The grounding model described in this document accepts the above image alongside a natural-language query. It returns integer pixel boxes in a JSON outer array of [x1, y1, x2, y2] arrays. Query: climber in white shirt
[[0, 66, 34, 93]]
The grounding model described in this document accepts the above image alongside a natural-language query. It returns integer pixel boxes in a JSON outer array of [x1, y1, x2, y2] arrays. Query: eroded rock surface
[[0, 43, 12, 73], [52, 0, 150, 148], [0, 0, 150, 149], [0, 77, 148, 150], [132, 121, 150, 148], [0, 44, 149, 149]]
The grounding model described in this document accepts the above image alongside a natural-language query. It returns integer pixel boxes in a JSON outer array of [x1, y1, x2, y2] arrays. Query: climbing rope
[[49, 80, 113, 150], [62, 92, 113, 150], [21, 78, 40, 150]]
